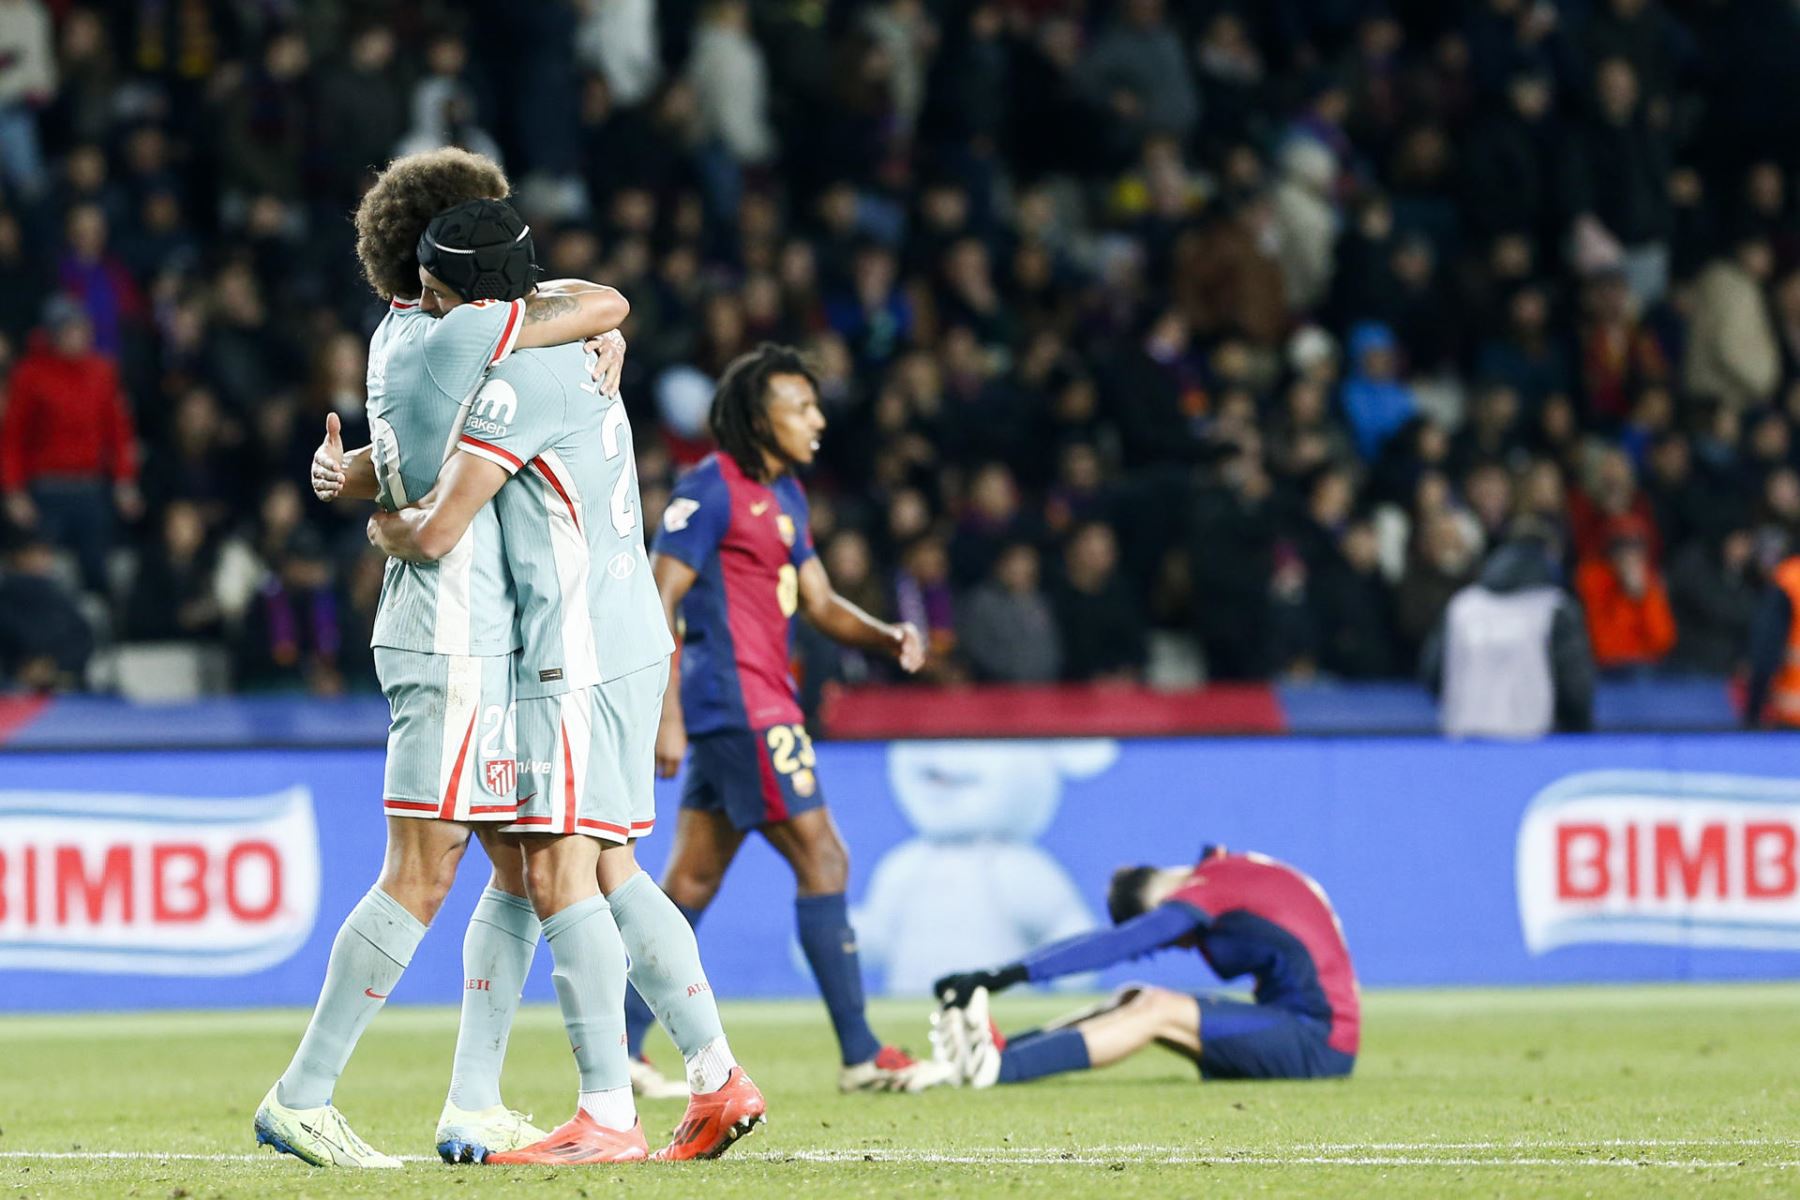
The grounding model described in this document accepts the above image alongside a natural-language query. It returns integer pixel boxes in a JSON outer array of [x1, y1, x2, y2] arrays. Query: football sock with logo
[[623, 897, 702, 1058], [446, 887, 541, 1111], [795, 891, 882, 1066], [997, 1028, 1090, 1084], [277, 887, 426, 1109], [607, 872, 733, 1091], [541, 893, 635, 1121]]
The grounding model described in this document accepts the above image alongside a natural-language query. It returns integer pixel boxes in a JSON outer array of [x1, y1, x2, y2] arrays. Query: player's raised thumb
[[325, 411, 342, 448]]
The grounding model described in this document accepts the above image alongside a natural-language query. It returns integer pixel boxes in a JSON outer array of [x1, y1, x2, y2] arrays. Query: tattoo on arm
[[523, 292, 579, 325]]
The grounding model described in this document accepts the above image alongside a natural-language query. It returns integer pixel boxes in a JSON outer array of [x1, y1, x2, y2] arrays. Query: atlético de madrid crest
[[483, 759, 517, 797]]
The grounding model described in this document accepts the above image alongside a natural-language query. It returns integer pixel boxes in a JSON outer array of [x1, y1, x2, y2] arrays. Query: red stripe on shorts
[[441, 707, 480, 820], [560, 718, 577, 835], [753, 732, 790, 823]]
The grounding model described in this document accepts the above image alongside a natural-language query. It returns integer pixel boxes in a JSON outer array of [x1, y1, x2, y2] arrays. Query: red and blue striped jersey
[[651, 452, 816, 736], [1167, 853, 1361, 1055]]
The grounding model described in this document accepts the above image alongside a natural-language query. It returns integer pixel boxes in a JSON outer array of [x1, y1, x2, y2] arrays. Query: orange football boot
[[651, 1067, 767, 1161], [485, 1112, 649, 1164]]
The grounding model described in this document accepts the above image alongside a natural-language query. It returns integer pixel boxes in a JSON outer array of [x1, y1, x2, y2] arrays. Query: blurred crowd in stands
[[3, 0, 1800, 700]]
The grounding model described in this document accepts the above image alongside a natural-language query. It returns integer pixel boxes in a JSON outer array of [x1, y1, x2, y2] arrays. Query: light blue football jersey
[[456, 341, 674, 697], [365, 296, 526, 657]]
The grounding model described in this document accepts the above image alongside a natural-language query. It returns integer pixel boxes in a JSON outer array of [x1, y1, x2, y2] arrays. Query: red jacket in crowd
[[0, 333, 137, 494]]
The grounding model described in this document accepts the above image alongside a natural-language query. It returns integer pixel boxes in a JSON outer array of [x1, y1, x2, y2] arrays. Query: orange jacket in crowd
[[1575, 557, 1677, 668]]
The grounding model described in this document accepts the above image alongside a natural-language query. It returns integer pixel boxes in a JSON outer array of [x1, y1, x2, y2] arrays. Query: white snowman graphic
[[854, 738, 1120, 995]]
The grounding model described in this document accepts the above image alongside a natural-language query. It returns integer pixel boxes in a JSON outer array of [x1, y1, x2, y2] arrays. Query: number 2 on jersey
[[599, 402, 638, 539]]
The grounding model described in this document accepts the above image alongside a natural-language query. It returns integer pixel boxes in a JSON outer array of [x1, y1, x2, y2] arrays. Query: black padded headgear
[[416, 199, 538, 302]]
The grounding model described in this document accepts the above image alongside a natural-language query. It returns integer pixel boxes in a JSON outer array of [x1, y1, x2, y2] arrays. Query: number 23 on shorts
[[765, 723, 817, 798]]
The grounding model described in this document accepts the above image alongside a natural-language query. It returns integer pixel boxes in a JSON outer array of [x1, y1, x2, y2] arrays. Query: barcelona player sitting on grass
[[930, 847, 1359, 1086]]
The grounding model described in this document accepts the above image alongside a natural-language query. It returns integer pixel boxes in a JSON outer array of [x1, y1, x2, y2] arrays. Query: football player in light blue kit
[[368, 199, 762, 1164], [257, 150, 630, 1169]]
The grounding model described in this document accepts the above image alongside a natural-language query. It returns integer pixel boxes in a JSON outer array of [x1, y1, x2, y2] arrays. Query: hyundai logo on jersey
[[1517, 771, 1800, 955], [0, 788, 320, 976]]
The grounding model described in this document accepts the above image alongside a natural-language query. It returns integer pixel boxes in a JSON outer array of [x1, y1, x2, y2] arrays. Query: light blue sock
[[278, 888, 426, 1108], [540, 893, 632, 1094], [625, 898, 702, 1057], [609, 873, 726, 1059], [447, 887, 540, 1111]]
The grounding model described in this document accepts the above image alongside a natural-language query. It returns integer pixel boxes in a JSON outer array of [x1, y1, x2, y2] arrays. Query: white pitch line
[[1, 1147, 1796, 1170], [755, 1152, 1800, 1168]]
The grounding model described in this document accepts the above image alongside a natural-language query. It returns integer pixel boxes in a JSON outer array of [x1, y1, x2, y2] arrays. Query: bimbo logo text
[[0, 788, 320, 975], [1517, 771, 1800, 953]]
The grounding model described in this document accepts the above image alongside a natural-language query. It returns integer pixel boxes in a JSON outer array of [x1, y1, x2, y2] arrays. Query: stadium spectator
[[1339, 322, 1416, 462], [894, 534, 957, 679], [959, 542, 1060, 684], [1271, 140, 1337, 313], [1187, 447, 1277, 681], [1174, 193, 1287, 349], [1574, 522, 1677, 670], [0, 527, 91, 690], [1568, 445, 1661, 564], [687, 0, 773, 218], [1077, 0, 1198, 165], [1051, 522, 1144, 682], [1474, 283, 1571, 412], [1577, 266, 1668, 427], [57, 202, 140, 359], [1396, 510, 1479, 661], [1747, 540, 1800, 727], [397, 31, 502, 165], [1426, 527, 1594, 739], [0, 208, 45, 343], [1310, 517, 1399, 680], [1460, 68, 1559, 247], [1668, 528, 1758, 676], [1564, 57, 1673, 306], [232, 482, 343, 694], [577, 0, 662, 109], [314, 24, 409, 209], [218, 28, 308, 206], [1, 295, 138, 591], [0, 0, 53, 200], [1684, 234, 1780, 411], [123, 500, 222, 643]]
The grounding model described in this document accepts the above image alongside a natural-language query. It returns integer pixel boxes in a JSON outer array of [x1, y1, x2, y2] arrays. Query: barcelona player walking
[[632, 343, 949, 1094]]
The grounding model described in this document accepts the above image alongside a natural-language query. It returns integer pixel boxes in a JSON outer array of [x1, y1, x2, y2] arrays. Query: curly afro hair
[[354, 148, 510, 300]]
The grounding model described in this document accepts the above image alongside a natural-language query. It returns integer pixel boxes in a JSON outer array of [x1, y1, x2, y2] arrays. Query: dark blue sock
[[795, 892, 882, 1066], [998, 1028, 1090, 1084], [624, 901, 702, 1058]]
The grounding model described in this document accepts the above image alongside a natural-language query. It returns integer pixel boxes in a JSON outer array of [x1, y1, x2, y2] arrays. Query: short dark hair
[[354, 148, 510, 300], [709, 342, 819, 482], [1107, 865, 1158, 925]]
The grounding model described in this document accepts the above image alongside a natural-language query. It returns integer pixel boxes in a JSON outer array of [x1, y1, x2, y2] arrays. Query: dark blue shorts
[[1194, 997, 1356, 1081], [681, 723, 827, 832]]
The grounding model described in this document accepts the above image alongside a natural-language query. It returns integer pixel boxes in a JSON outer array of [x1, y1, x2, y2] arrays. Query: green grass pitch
[[4, 985, 1798, 1198]]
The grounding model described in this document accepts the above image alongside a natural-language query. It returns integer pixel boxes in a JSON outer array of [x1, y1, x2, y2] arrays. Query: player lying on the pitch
[[928, 847, 1359, 1086]]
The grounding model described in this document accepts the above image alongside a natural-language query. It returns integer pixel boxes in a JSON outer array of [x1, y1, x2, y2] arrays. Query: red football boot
[[485, 1112, 649, 1164], [651, 1067, 767, 1161]]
